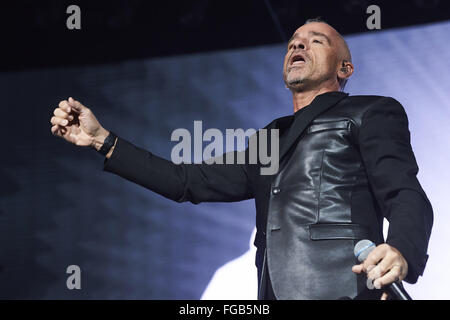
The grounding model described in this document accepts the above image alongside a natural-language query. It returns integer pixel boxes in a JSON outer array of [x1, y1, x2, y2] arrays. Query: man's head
[[283, 19, 353, 92]]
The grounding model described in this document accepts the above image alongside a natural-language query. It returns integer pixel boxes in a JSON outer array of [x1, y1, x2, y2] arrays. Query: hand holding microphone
[[352, 240, 411, 300]]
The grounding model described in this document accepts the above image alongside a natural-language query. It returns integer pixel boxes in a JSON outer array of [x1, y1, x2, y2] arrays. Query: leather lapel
[[279, 91, 349, 161], [264, 115, 294, 131], [272, 115, 295, 134]]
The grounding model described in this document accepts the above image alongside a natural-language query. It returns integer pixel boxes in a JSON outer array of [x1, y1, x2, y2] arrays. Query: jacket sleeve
[[103, 137, 254, 204], [358, 97, 433, 284]]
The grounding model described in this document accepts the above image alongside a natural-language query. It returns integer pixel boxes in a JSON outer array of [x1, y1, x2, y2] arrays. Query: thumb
[[352, 264, 364, 274], [68, 97, 86, 113]]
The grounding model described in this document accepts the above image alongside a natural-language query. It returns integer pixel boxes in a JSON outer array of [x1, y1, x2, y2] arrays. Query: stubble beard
[[284, 71, 311, 92], [285, 66, 335, 93]]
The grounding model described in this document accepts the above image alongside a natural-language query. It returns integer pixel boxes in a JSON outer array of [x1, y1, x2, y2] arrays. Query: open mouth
[[290, 53, 306, 66]]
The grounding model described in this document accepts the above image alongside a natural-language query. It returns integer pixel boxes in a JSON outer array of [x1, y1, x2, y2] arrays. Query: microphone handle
[[385, 281, 412, 300]]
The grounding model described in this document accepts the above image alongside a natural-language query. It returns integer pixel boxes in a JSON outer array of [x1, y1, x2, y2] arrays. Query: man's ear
[[337, 60, 354, 81]]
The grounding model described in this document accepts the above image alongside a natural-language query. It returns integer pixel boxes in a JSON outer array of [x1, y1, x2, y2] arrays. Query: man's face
[[283, 22, 342, 91]]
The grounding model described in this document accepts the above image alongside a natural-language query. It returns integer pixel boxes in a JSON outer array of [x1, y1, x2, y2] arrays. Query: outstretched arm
[[51, 98, 254, 204], [103, 137, 254, 204]]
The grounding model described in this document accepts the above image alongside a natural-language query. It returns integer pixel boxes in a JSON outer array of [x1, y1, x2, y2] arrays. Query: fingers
[[51, 116, 69, 126], [58, 100, 71, 113], [362, 244, 388, 272], [351, 243, 408, 291], [381, 292, 389, 300], [67, 97, 87, 113], [52, 98, 78, 127], [51, 98, 83, 140], [53, 107, 74, 121], [51, 125, 60, 136], [352, 263, 376, 274], [373, 265, 403, 289], [367, 252, 395, 283], [352, 264, 364, 274], [51, 124, 67, 137]]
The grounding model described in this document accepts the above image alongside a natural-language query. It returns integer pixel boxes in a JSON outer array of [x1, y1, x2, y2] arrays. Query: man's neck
[[292, 86, 339, 113]]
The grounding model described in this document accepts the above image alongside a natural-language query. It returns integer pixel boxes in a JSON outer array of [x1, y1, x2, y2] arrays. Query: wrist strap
[[98, 131, 117, 156]]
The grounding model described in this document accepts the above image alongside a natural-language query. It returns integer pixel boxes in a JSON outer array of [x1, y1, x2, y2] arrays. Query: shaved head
[[304, 18, 352, 63], [283, 19, 354, 92]]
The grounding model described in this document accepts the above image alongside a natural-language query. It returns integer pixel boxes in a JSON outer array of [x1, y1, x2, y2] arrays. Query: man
[[50, 20, 433, 300]]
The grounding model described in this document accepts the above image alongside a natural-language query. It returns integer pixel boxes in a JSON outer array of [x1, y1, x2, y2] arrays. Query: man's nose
[[291, 38, 307, 50]]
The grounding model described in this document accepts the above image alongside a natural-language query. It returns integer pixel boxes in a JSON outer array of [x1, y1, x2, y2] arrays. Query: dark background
[[0, 0, 449, 299], [2, 0, 449, 71]]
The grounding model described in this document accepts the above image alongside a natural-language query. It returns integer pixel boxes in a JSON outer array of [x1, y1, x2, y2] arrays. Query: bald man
[[50, 19, 433, 300]]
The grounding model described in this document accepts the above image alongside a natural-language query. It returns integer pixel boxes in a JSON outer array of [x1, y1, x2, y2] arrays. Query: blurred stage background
[[0, 1, 449, 299]]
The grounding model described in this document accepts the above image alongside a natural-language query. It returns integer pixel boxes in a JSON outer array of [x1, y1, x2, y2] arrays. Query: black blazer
[[104, 91, 433, 299]]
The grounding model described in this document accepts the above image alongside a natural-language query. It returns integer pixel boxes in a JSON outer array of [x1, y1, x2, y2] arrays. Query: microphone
[[354, 239, 412, 300]]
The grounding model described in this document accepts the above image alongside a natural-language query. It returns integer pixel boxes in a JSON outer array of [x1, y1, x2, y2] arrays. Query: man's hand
[[50, 97, 109, 150], [352, 243, 408, 300]]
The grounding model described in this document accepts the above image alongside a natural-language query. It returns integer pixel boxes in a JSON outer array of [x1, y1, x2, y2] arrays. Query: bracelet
[[98, 131, 117, 156]]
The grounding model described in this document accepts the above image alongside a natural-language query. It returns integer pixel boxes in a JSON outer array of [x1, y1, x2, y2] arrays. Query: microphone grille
[[354, 239, 375, 262]]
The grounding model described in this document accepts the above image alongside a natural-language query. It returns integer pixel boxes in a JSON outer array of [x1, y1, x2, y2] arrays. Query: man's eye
[[313, 39, 322, 44]]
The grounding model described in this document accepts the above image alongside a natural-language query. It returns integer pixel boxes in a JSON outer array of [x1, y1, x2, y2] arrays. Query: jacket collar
[[278, 91, 349, 161]]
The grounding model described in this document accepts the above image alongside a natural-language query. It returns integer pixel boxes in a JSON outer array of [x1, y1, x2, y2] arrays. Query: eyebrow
[[287, 31, 331, 46]]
